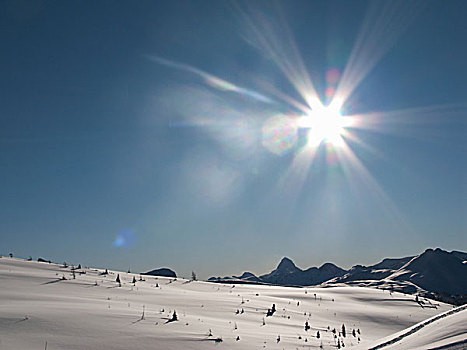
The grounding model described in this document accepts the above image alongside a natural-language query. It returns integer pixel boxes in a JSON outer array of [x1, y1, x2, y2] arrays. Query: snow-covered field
[[0, 257, 465, 349]]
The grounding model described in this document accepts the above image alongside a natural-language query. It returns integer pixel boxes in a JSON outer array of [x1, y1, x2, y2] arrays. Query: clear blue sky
[[1, 0, 466, 279]]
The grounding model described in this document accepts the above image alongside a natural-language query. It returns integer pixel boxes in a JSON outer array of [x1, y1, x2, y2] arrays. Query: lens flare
[[326, 68, 341, 85], [262, 115, 299, 156], [148, 1, 462, 240], [299, 106, 347, 148], [113, 229, 136, 248]]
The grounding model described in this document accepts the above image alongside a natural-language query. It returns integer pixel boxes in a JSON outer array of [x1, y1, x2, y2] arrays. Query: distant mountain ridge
[[259, 258, 346, 286], [208, 248, 467, 305]]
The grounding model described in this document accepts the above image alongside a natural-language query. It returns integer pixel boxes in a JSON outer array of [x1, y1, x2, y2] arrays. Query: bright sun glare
[[299, 105, 347, 148]]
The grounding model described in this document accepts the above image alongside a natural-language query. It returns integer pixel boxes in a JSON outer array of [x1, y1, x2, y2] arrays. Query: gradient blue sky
[[1, 1, 466, 279]]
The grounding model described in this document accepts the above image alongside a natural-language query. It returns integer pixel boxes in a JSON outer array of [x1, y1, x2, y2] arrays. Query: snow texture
[[0, 257, 464, 349]]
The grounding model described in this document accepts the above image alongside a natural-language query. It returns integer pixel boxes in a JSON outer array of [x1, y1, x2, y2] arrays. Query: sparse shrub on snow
[[266, 303, 276, 317], [167, 310, 178, 323]]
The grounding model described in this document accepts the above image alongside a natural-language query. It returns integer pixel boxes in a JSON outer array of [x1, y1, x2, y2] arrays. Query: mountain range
[[208, 248, 467, 305]]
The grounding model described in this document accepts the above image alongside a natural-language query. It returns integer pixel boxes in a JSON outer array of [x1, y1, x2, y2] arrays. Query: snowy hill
[[388, 248, 467, 295], [335, 256, 414, 283], [335, 248, 467, 296], [356, 305, 467, 350], [1, 256, 464, 349], [329, 248, 467, 305]]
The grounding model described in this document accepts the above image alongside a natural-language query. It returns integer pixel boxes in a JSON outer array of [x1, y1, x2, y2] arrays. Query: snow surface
[[357, 305, 466, 350], [0, 257, 464, 349]]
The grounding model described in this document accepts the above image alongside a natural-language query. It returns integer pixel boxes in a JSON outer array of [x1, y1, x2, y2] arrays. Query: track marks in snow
[[368, 305, 467, 350]]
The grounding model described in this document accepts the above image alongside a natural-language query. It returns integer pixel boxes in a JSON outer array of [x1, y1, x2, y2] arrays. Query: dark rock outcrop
[[142, 267, 177, 278]]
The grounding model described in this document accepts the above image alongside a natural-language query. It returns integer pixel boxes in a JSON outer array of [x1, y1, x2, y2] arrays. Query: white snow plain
[[0, 257, 465, 349]]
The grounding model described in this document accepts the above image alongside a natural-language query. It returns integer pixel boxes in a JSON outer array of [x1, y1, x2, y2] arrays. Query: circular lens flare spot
[[326, 68, 341, 85], [325, 87, 336, 99], [262, 115, 298, 155], [113, 229, 136, 248]]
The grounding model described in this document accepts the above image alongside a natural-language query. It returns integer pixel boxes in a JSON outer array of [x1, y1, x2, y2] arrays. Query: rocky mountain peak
[[277, 257, 298, 272]]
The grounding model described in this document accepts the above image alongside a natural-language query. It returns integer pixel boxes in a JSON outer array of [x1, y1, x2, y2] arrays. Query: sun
[[299, 105, 347, 148]]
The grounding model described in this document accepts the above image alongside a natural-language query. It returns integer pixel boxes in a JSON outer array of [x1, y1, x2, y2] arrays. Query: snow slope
[[0, 257, 463, 349], [327, 248, 467, 300], [356, 305, 466, 350]]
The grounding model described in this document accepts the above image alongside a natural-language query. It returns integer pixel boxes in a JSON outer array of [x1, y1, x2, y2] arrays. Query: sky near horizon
[[1, 0, 466, 279]]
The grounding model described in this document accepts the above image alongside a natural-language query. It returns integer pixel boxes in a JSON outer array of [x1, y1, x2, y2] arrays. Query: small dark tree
[[9, 253, 13, 258], [171, 310, 178, 321], [316, 330, 320, 339], [264, 303, 277, 317], [116, 274, 121, 287], [342, 324, 346, 337], [304, 321, 310, 331], [165, 310, 178, 323], [132, 276, 137, 284], [352, 329, 356, 337], [191, 271, 197, 281]]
